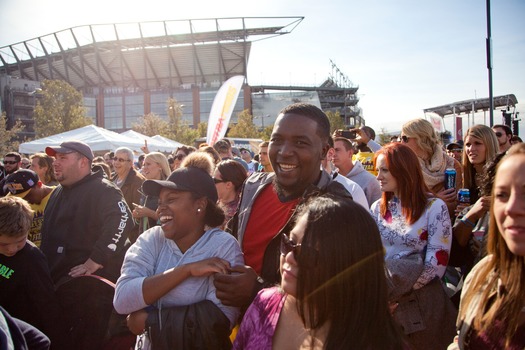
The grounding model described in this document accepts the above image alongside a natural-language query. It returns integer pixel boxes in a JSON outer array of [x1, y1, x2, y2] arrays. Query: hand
[[186, 257, 231, 278], [127, 309, 148, 335], [69, 258, 104, 277], [466, 196, 491, 221], [214, 265, 259, 307], [353, 128, 370, 144], [140, 140, 149, 154], [436, 187, 457, 204], [132, 203, 144, 219]]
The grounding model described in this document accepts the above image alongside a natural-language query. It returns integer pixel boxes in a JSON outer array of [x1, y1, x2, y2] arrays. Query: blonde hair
[[462, 124, 500, 190], [181, 152, 215, 175], [401, 118, 440, 160], [459, 143, 525, 346], [144, 152, 171, 180]]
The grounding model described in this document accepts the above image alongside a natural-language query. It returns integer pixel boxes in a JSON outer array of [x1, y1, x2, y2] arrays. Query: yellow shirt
[[353, 151, 377, 176]]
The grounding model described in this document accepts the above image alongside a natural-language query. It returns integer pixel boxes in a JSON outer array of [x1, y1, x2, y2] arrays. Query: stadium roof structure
[[424, 94, 518, 117], [0, 17, 303, 92]]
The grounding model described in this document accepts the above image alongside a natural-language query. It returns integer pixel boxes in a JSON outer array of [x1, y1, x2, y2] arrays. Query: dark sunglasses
[[495, 132, 503, 137], [213, 178, 225, 184], [174, 154, 185, 161], [400, 135, 410, 143], [3, 161, 18, 165], [113, 157, 130, 162], [280, 233, 319, 267]]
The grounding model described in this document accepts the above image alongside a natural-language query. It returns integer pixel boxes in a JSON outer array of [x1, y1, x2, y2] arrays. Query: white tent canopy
[[120, 130, 180, 153], [151, 135, 184, 151], [19, 125, 145, 154]]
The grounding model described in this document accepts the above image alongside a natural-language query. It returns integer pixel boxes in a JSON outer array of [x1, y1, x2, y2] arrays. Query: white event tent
[[151, 135, 184, 150], [120, 130, 181, 153], [19, 125, 146, 154]]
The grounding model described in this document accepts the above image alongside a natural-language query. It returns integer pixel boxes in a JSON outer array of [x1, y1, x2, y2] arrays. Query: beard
[[272, 177, 304, 201]]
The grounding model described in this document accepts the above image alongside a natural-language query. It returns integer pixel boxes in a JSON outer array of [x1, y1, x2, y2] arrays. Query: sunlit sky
[[1, 0, 524, 138]]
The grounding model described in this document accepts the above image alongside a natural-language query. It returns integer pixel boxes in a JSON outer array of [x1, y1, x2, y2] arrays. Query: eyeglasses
[[113, 157, 130, 162], [400, 135, 410, 143], [174, 154, 185, 161], [213, 178, 225, 184], [281, 233, 302, 259], [3, 161, 18, 165], [495, 132, 503, 137], [449, 149, 462, 153], [280, 233, 319, 267]]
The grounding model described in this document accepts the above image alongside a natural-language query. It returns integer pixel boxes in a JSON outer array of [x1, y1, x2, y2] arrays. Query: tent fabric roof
[[19, 124, 149, 154], [120, 130, 180, 153], [151, 135, 184, 150]]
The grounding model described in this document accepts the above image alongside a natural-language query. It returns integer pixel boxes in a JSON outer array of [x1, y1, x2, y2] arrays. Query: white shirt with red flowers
[[370, 197, 452, 289]]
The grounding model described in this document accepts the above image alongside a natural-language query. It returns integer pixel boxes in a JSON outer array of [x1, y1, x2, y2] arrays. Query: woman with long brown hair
[[450, 142, 525, 349]]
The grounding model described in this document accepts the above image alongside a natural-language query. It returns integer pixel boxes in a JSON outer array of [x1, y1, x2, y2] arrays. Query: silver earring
[[197, 208, 201, 213]]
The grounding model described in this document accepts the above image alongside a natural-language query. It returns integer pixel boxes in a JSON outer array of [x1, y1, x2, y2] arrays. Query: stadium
[[0, 17, 364, 140]]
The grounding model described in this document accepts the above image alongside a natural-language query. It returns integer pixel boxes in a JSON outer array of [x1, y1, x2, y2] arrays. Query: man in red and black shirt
[[214, 103, 350, 309]]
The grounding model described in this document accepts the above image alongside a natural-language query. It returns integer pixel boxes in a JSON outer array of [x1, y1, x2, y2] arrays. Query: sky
[[1, 0, 524, 138]]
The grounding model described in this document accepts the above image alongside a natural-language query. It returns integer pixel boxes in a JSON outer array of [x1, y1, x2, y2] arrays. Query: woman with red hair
[[370, 142, 456, 350]]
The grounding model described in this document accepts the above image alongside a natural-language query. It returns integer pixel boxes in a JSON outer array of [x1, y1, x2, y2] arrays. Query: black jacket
[[146, 300, 232, 350], [41, 170, 133, 284]]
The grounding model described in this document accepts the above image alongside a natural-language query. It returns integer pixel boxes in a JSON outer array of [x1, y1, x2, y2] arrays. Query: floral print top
[[370, 197, 452, 289]]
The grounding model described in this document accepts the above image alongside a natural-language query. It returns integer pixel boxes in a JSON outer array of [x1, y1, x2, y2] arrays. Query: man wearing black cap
[[3, 169, 55, 247], [446, 142, 463, 163], [40, 140, 134, 349]]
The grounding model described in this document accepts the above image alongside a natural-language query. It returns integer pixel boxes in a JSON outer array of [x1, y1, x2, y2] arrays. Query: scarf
[[419, 144, 455, 188]]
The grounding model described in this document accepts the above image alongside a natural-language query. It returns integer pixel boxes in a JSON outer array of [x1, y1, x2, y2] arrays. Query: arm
[[453, 196, 491, 247], [415, 199, 452, 289], [89, 186, 134, 268]]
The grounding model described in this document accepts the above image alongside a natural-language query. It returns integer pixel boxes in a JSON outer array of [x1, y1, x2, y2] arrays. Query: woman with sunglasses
[[400, 118, 463, 217], [370, 142, 456, 350], [169, 145, 196, 171], [114, 159, 244, 349], [213, 159, 248, 228], [132, 152, 171, 237], [233, 194, 405, 350], [449, 143, 525, 349]]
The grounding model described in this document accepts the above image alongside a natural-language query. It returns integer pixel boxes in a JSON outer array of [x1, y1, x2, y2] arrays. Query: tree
[[165, 97, 199, 146], [377, 127, 392, 145], [132, 113, 168, 136], [258, 125, 273, 141], [326, 110, 345, 134], [33, 79, 91, 137], [0, 112, 25, 155], [227, 109, 260, 138]]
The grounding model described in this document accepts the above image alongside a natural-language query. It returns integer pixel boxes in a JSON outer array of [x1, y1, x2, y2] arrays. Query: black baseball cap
[[45, 140, 94, 161], [4, 169, 39, 198], [142, 166, 218, 203], [446, 143, 462, 151]]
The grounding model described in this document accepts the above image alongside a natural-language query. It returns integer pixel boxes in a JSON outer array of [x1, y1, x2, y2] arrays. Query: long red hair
[[375, 143, 431, 224]]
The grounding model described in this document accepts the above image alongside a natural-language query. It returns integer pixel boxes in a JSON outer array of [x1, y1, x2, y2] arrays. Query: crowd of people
[[0, 103, 523, 350]]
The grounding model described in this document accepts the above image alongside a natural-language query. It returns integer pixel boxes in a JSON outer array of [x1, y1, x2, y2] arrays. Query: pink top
[[233, 287, 286, 350]]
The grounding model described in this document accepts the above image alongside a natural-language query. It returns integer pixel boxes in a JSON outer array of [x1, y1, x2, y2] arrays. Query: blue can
[[444, 168, 456, 190], [458, 188, 470, 204]]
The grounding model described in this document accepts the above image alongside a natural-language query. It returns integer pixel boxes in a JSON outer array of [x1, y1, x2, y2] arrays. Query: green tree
[[196, 122, 208, 138], [258, 125, 273, 141], [326, 110, 345, 134], [165, 97, 199, 146], [227, 109, 259, 138], [0, 112, 25, 155], [33, 79, 91, 137], [132, 113, 168, 136], [377, 127, 392, 145]]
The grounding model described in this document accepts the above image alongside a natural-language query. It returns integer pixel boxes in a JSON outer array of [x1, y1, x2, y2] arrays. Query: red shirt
[[242, 185, 299, 275]]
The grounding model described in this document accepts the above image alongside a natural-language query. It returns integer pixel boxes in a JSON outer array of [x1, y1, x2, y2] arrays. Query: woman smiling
[[114, 163, 243, 349]]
